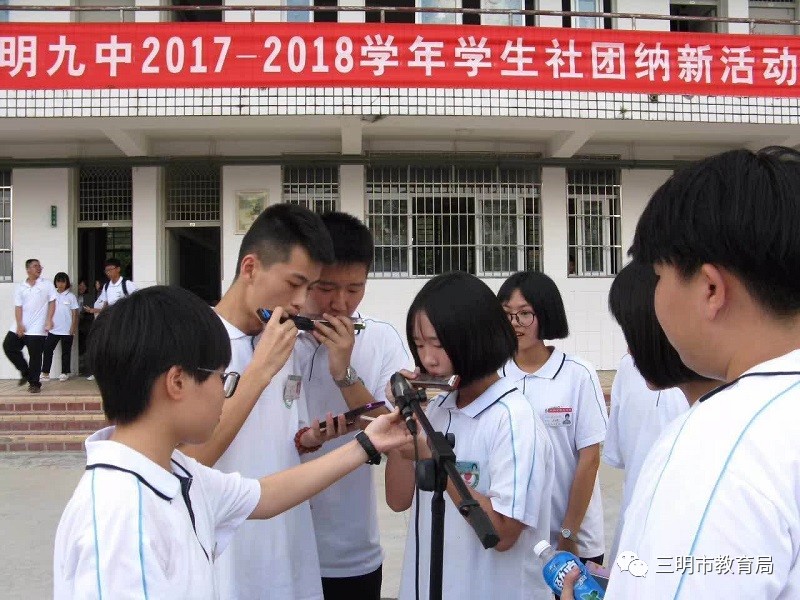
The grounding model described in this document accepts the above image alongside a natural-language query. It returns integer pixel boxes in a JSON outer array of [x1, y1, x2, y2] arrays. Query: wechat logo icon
[[617, 551, 649, 578]]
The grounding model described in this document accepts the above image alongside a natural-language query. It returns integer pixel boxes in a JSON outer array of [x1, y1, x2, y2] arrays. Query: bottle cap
[[533, 540, 552, 557]]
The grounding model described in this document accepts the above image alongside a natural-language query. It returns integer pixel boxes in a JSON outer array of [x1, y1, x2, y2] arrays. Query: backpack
[[103, 278, 129, 297]]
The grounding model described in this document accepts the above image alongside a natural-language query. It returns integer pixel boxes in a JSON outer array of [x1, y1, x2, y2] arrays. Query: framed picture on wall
[[235, 190, 267, 234]]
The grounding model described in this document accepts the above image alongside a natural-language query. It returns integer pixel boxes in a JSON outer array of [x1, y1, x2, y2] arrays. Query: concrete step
[[0, 397, 102, 414], [0, 382, 104, 451], [0, 433, 88, 452], [0, 412, 107, 435]]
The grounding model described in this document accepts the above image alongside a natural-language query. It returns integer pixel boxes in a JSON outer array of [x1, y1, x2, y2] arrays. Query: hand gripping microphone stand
[[390, 373, 499, 600]]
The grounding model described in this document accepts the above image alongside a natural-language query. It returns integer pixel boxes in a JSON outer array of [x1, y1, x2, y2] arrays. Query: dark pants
[[321, 564, 382, 600], [78, 315, 90, 374], [42, 333, 73, 374], [3, 331, 45, 386]]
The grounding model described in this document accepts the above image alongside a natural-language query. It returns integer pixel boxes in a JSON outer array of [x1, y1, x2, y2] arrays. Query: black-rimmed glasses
[[505, 310, 536, 327], [195, 368, 240, 398]]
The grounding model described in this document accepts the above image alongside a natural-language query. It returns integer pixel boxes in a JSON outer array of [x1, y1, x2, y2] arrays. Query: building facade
[[0, 0, 798, 377]]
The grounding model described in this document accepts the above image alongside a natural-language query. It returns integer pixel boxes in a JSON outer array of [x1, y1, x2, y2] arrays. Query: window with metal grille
[[75, 0, 135, 23], [282, 166, 339, 213], [79, 166, 133, 223], [366, 166, 541, 278], [750, 1, 797, 35], [0, 170, 11, 281], [567, 165, 621, 277], [670, 0, 718, 33], [563, 0, 612, 29], [287, 0, 339, 22], [165, 163, 221, 222]]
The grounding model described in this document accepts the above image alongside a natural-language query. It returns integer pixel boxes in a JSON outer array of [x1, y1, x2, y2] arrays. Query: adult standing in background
[[75, 279, 95, 376], [2, 258, 57, 393]]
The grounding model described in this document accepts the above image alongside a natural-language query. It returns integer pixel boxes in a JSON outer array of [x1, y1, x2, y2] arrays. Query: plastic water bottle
[[534, 540, 605, 599]]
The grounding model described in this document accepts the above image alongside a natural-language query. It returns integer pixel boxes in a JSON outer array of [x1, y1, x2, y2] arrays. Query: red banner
[[0, 22, 798, 96]]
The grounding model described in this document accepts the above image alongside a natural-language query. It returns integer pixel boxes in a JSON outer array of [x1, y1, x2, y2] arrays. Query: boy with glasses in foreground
[[53, 285, 411, 600]]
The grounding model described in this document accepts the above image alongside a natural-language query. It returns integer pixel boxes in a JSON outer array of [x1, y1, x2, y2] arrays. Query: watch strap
[[334, 366, 360, 388], [355, 431, 382, 465]]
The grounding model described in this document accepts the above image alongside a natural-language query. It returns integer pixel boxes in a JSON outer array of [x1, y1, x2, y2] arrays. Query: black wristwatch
[[355, 431, 382, 465]]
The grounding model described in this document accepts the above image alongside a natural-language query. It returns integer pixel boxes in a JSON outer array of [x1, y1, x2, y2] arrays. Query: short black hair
[[53, 272, 71, 289], [320, 211, 374, 270], [497, 271, 569, 340], [25, 258, 39, 268], [104, 257, 121, 269], [235, 203, 334, 276], [87, 285, 231, 425], [631, 146, 800, 316], [406, 271, 517, 388], [609, 261, 708, 389]]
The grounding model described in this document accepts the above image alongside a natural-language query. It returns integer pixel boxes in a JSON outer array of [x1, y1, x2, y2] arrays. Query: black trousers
[[42, 333, 73, 374], [321, 564, 382, 600], [3, 331, 45, 386]]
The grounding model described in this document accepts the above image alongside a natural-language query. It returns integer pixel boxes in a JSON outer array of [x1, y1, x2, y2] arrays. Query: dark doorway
[[78, 227, 133, 289], [167, 227, 221, 305]]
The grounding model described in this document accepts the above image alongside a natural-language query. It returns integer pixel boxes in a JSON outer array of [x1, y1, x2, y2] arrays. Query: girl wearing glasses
[[497, 271, 608, 567]]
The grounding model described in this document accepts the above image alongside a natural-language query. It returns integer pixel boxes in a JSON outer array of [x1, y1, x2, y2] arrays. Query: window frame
[[566, 165, 622, 278], [0, 170, 11, 282], [366, 165, 542, 279]]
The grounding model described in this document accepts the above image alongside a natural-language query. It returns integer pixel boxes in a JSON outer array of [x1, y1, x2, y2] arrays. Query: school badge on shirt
[[456, 461, 480, 488], [283, 375, 302, 408], [544, 406, 573, 427]]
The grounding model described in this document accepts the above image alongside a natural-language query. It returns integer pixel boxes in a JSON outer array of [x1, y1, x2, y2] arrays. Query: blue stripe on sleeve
[[674, 379, 800, 599], [91, 469, 104, 600], [138, 479, 149, 599], [497, 400, 518, 517]]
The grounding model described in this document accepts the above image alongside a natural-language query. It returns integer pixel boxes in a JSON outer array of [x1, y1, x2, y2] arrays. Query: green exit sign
[[50, 205, 57, 228]]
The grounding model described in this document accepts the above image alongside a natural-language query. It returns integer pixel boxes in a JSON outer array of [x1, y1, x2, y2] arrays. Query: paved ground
[[0, 452, 623, 600]]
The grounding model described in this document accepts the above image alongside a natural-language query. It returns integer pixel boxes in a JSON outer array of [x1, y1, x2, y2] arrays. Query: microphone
[[390, 372, 418, 435]]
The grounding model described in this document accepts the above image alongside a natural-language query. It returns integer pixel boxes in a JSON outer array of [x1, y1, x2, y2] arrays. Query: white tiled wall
[[0, 88, 797, 125]]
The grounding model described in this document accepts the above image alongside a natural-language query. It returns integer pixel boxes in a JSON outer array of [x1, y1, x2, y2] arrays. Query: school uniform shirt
[[11, 277, 58, 336], [397, 377, 555, 600], [53, 427, 260, 600], [501, 349, 607, 558], [213, 315, 323, 600], [608, 350, 800, 599], [50, 290, 80, 336], [97, 278, 138, 307], [602, 354, 689, 563], [294, 315, 411, 579]]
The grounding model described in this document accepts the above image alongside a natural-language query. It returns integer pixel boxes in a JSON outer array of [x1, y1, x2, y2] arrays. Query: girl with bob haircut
[[604, 260, 708, 564], [497, 271, 607, 566], [385, 271, 554, 600], [42, 272, 80, 382]]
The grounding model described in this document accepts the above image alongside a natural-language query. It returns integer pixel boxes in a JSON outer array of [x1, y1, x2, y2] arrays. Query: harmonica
[[256, 308, 366, 331]]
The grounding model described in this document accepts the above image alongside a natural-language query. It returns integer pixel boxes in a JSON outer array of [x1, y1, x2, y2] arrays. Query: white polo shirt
[[50, 290, 80, 336], [53, 427, 260, 600], [397, 377, 555, 600], [97, 278, 138, 307], [213, 315, 322, 600], [12, 277, 57, 336], [602, 354, 689, 563], [608, 350, 800, 599], [294, 315, 411, 578], [501, 348, 607, 558]]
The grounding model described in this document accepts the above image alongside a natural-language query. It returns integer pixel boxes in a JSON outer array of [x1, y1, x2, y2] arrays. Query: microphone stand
[[396, 387, 499, 600]]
